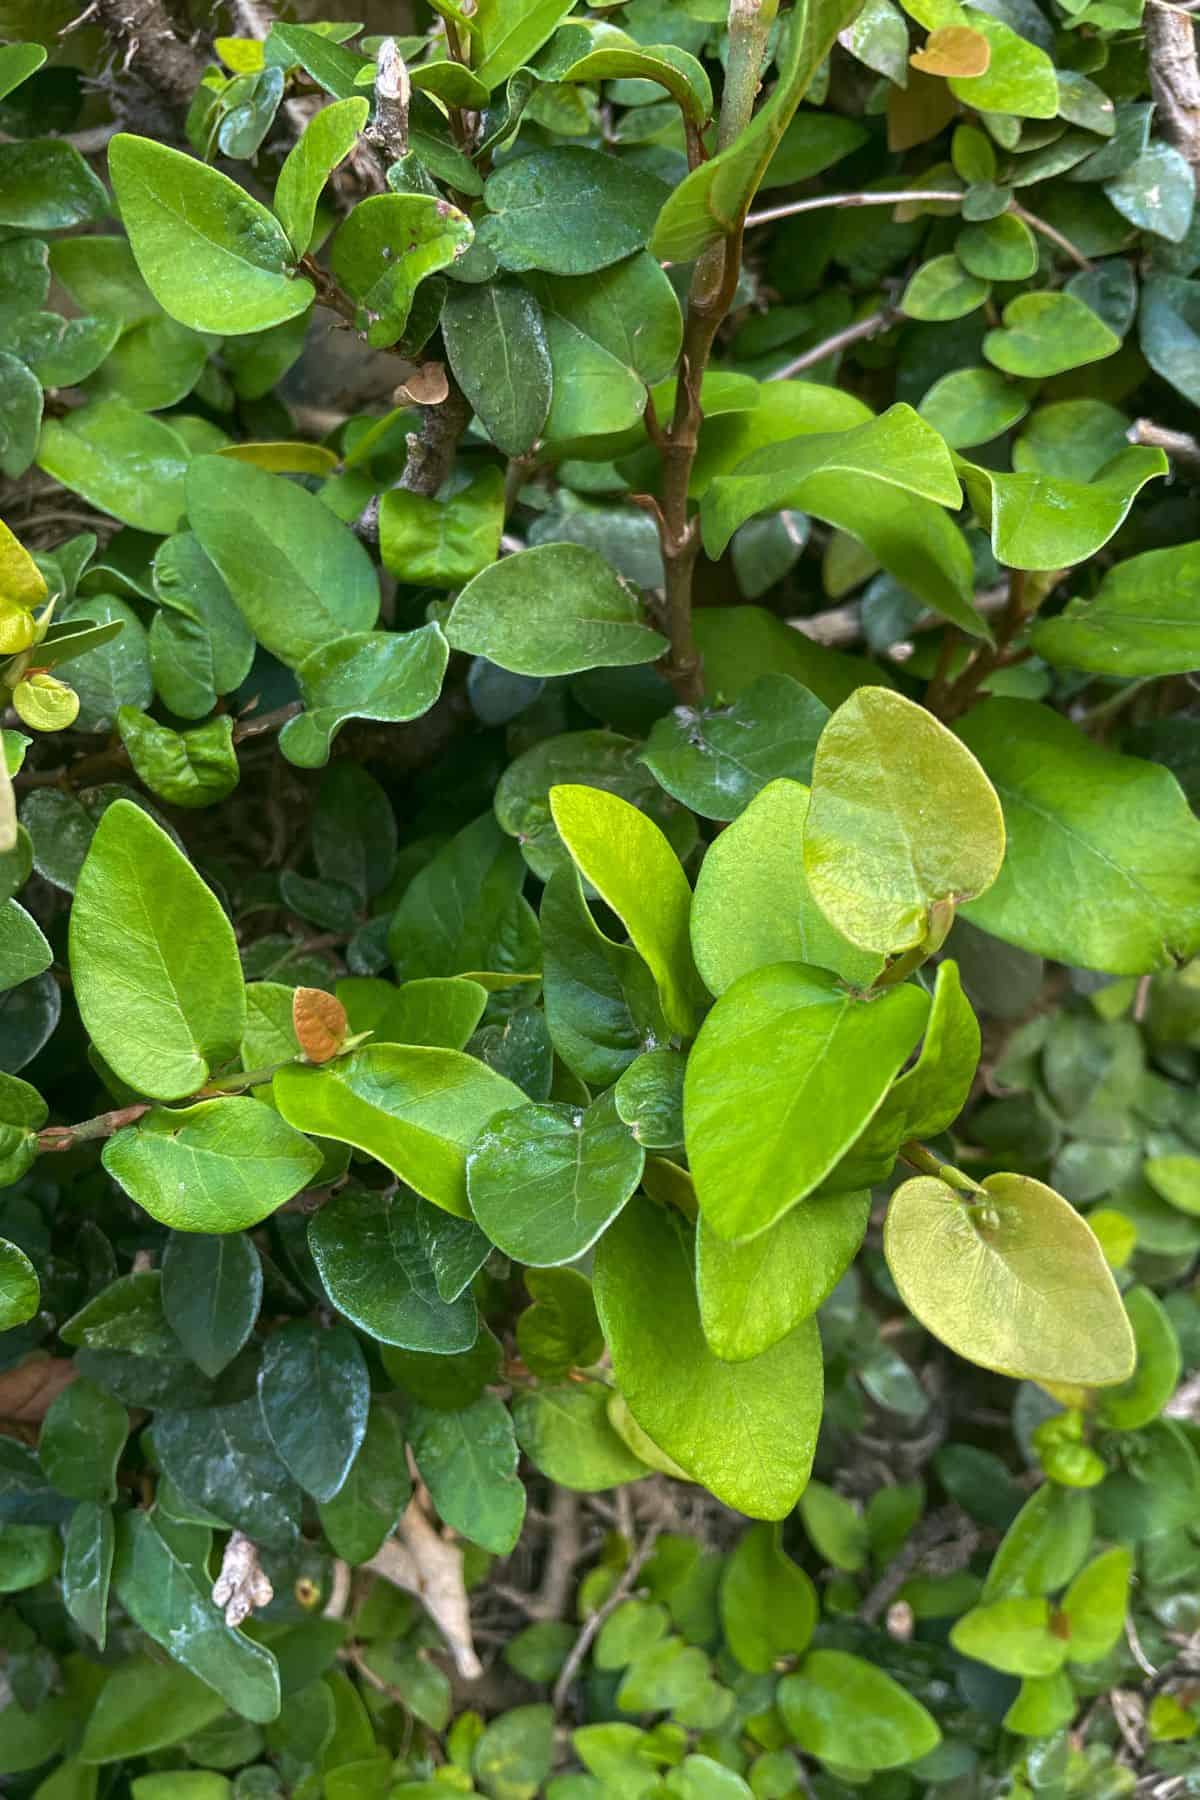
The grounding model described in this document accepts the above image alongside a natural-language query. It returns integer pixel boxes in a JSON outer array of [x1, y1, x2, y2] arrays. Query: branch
[[366, 38, 411, 163], [92, 0, 206, 110], [746, 187, 963, 226], [38, 1102, 150, 1154], [1128, 417, 1200, 466], [553, 1527, 660, 1715], [354, 372, 472, 545], [769, 305, 898, 380], [1146, 0, 1200, 182]]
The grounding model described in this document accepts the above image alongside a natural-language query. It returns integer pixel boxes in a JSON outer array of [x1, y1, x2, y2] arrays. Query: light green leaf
[[265, 20, 370, 96], [946, 13, 1057, 115], [919, 365, 1030, 450], [474, 0, 576, 87], [442, 282, 552, 457], [691, 779, 883, 994], [337, 975, 488, 1052], [560, 36, 712, 123], [279, 624, 449, 768], [185, 455, 378, 668], [983, 291, 1120, 378], [103, 1099, 322, 1232], [408, 1394, 525, 1553], [478, 148, 667, 275], [778, 1650, 940, 1771], [685, 962, 929, 1241], [1062, 1546, 1132, 1663], [116, 709, 238, 809], [594, 1197, 824, 1519], [950, 1597, 1065, 1677], [330, 194, 473, 347], [957, 698, 1200, 973], [108, 134, 313, 334], [380, 467, 504, 589], [613, 1048, 685, 1149], [1032, 541, 1200, 675], [274, 1043, 527, 1218], [652, 0, 857, 261], [884, 1172, 1135, 1384], [959, 447, 1167, 571], [721, 1524, 817, 1674], [113, 1511, 280, 1724], [957, 211, 1038, 279], [0, 1236, 38, 1329], [0, 42, 45, 102], [697, 1189, 870, 1362], [901, 254, 991, 321], [467, 1091, 644, 1265], [69, 800, 246, 1101], [307, 1184, 479, 1350], [550, 783, 703, 1037], [804, 687, 1005, 956], [512, 1383, 649, 1490], [1145, 1154, 1200, 1213], [640, 675, 829, 822], [0, 901, 50, 993], [38, 401, 189, 536], [274, 96, 369, 258], [446, 542, 667, 677]]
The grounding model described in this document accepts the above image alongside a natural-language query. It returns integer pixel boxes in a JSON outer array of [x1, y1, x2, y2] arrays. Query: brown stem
[[365, 38, 411, 163], [1146, 0, 1200, 184], [552, 1523, 661, 1715], [768, 304, 898, 380], [354, 370, 472, 546], [1128, 417, 1200, 466], [1011, 203, 1094, 272], [937, 569, 1043, 720], [93, 0, 206, 110], [38, 1102, 150, 1153]]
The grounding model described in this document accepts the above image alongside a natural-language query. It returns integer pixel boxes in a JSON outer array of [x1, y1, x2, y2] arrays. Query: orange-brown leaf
[[293, 986, 348, 1064], [910, 25, 991, 77]]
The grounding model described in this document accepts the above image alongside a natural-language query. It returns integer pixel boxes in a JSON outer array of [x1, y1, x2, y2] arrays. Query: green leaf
[[946, 14, 1057, 115], [79, 1656, 225, 1763], [318, 1402, 412, 1564], [1145, 1154, 1200, 1213], [0, 139, 108, 231], [778, 1650, 941, 1771], [0, 900, 50, 993], [62, 1502, 114, 1650], [61, 1270, 177, 1357], [10, 311, 121, 388], [276, 1044, 527, 1218], [280, 625, 449, 768], [330, 194, 473, 347], [468, 1091, 644, 1265], [949, 1597, 1065, 1677], [1097, 1286, 1181, 1430], [550, 783, 703, 1037], [958, 447, 1167, 571], [37, 401, 190, 535], [307, 1185, 478, 1350], [265, 20, 370, 96], [720, 1524, 817, 1674], [957, 698, 1200, 973], [478, 148, 667, 275], [640, 675, 829, 822], [258, 1320, 369, 1502], [983, 291, 1120, 378], [442, 283, 552, 457], [338, 975, 488, 1053], [387, 812, 535, 985], [800, 1480, 869, 1570], [690, 779, 883, 994], [700, 406, 983, 638], [804, 687, 1006, 955], [154, 1397, 301, 1548], [162, 1231, 262, 1378], [446, 542, 667, 677], [515, 1267, 603, 1377], [380, 467, 504, 589], [113, 1511, 281, 1724], [594, 1198, 824, 1519], [697, 1189, 870, 1362], [0, 1235, 38, 1328], [541, 866, 667, 1088], [1105, 143, 1194, 242], [150, 531, 254, 718], [1062, 1545, 1131, 1663], [614, 1048, 685, 1149], [116, 709, 239, 809], [474, 0, 576, 86], [1032, 542, 1200, 675], [957, 211, 1038, 279], [109, 135, 312, 333], [0, 42, 46, 102], [69, 800, 246, 1101], [884, 1172, 1135, 1385], [529, 254, 683, 441], [652, 0, 856, 261], [918, 366, 1030, 450], [1139, 273, 1200, 409], [686, 963, 929, 1241], [408, 1394, 525, 1553], [105, 1087, 318, 1231], [901, 254, 991, 321], [274, 96, 369, 258], [185, 456, 379, 668], [558, 35, 712, 124], [39, 1378, 126, 1504], [513, 1383, 648, 1490], [0, 351, 41, 480]]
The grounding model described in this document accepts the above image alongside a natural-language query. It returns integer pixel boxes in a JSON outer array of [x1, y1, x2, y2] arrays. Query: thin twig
[[1128, 417, 1200, 466], [1011, 203, 1094, 271], [552, 1528, 660, 1714], [746, 187, 963, 226], [769, 306, 898, 380]]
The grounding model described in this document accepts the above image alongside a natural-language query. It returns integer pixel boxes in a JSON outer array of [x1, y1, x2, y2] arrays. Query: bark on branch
[[92, 0, 206, 110], [1146, 0, 1200, 183]]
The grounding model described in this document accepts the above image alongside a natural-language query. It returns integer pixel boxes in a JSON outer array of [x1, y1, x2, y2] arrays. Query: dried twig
[[859, 1505, 979, 1624], [1146, 0, 1200, 183], [366, 38, 411, 164], [92, 0, 206, 110], [1128, 417, 1200, 467], [365, 1496, 483, 1680], [552, 1527, 660, 1714], [769, 306, 899, 380]]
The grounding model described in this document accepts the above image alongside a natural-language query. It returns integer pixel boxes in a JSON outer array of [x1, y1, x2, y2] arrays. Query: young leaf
[[721, 1524, 817, 1674], [884, 1172, 1135, 1385], [276, 1044, 527, 1217], [594, 1197, 824, 1519], [778, 1650, 940, 1772], [274, 96, 369, 258], [103, 1100, 323, 1232], [513, 1384, 649, 1491], [108, 135, 313, 334], [804, 688, 1006, 955], [1062, 1546, 1132, 1663], [949, 1596, 1065, 1676], [446, 543, 667, 677], [467, 1091, 644, 1265], [684, 963, 929, 1240], [550, 784, 703, 1037], [116, 709, 239, 809], [69, 801, 246, 1101], [185, 457, 379, 668], [957, 698, 1200, 973]]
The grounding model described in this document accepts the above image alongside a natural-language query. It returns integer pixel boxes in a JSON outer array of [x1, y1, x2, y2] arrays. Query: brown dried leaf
[[293, 986, 348, 1064], [0, 1357, 77, 1426], [910, 25, 991, 76], [394, 361, 450, 407]]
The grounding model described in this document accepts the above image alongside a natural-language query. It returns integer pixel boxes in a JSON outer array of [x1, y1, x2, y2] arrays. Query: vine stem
[[38, 1104, 150, 1154], [656, 0, 776, 705]]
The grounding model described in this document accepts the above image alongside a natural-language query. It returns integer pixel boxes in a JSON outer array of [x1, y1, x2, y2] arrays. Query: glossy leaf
[[884, 1172, 1135, 1385], [280, 625, 449, 768], [1032, 541, 1200, 675], [258, 1320, 369, 1502], [640, 675, 829, 822], [162, 1232, 262, 1378], [69, 801, 245, 1101], [330, 194, 473, 347], [442, 283, 552, 456], [446, 543, 666, 678], [307, 1185, 479, 1351], [38, 402, 189, 536], [478, 148, 667, 275], [0, 1236, 38, 1329], [274, 96, 369, 258], [958, 447, 1167, 571]]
